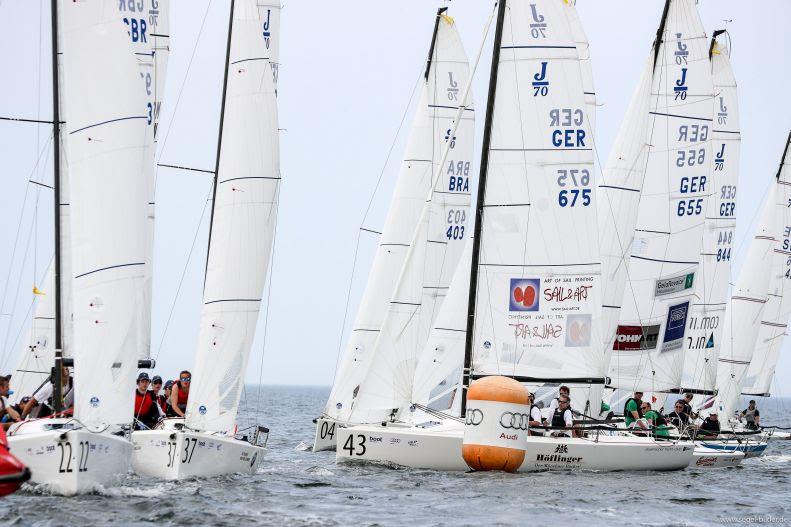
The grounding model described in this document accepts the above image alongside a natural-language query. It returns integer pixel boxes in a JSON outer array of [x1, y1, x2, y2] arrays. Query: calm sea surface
[[2, 386, 790, 527]]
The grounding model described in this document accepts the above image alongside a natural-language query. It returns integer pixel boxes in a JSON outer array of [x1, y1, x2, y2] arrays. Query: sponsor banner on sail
[[654, 272, 694, 297], [502, 274, 598, 351], [661, 301, 689, 352], [612, 324, 660, 351]]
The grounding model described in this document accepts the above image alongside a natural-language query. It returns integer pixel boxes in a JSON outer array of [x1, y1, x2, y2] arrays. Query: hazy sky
[[0, 1, 789, 395]]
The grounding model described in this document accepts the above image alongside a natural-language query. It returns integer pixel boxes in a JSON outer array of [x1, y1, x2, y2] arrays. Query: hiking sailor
[[641, 401, 669, 438], [550, 395, 574, 437], [666, 400, 690, 430], [698, 411, 721, 438], [624, 391, 648, 430], [20, 366, 73, 418], [740, 400, 760, 430], [528, 392, 546, 435], [168, 370, 191, 417]]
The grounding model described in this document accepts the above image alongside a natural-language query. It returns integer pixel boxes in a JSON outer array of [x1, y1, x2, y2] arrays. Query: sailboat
[[336, 0, 695, 473], [131, 0, 280, 480], [7, 0, 156, 495], [314, 7, 474, 452]]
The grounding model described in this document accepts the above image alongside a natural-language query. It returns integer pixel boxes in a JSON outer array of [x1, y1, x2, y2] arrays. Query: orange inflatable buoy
[[462, 376, 529, 473]]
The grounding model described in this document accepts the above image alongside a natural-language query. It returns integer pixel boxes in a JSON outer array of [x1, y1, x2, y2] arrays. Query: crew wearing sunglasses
[[667, 401, 691, 429], [168, 370, 192, 418]]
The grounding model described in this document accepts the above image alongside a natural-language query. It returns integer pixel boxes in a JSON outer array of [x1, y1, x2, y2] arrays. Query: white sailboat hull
[[335, 421, 694, 472], [690, 445, 744, 468], [313, 417, 343, 452], [7, 419, 130, 495], [131, 429, 265, 480]]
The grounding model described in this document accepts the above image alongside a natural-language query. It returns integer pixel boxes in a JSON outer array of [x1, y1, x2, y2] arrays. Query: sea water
[[3, 386, 789, 526]]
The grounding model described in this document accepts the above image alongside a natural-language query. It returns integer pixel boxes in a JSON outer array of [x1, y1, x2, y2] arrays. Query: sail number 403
[[342, 434, 367, 457]]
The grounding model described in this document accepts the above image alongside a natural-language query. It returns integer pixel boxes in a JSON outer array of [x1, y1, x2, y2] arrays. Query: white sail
[[62, 1, 150, 429], [470, 1, 602, 383], [740, 134, 791, 398], [324, 11, 473, 423], [608, 0, 714, 394], [714, 181, 782, 419], [9, 263, 56, 405], [343, 13, 474, 424], [411, 238, 472, 417], [679, 31, 739, 394], [115, 0, 171, 360], [185, 1, 280, 433]]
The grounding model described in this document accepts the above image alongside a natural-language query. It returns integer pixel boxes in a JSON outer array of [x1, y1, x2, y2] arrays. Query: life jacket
[[156, 394, 168, 413], [743, 407, 758, 424], [623, 398, 643, 420], [529, 404, 542, 422], [174, 382, 189, 410], [551, 407, 569, 428], [134, 390, 158, 424]]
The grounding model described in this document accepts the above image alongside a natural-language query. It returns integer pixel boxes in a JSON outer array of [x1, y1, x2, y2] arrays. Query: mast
[[777, 131, 791, 180], [50, 0, 64, 415], [424, 7, 448, 80], [461, 0, 506, 416], [205, 0, 236, 281], [652, 0, 671, 69]]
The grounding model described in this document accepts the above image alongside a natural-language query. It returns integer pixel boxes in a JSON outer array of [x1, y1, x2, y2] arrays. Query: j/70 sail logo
[[509, 279, 540, 312], [262, 9, 272, 49]]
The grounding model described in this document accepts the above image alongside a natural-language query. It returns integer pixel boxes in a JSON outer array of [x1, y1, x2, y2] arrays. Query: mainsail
[[185, 1, 281, 433], [325, 10, 473, 423], [737, 133, 791, 399], [62, 1, 150, 429], [467, 0, 602, 391], [608, 0, 714, 395], [679, 31, 739, 395]]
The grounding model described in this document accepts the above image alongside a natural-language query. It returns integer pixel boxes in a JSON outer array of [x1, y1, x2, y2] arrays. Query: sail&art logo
[[509, 278, 540, 312]]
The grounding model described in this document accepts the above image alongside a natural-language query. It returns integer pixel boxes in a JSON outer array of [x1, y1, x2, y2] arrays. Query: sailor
[[623, 391, 648, 430], [677, 393, 697, 420], [550, 395, 574, 437], [168, 371, 191, 417], [0, 376, 21, 429], [740, 400, 760, 430], [641, 401, 669, 438], [161, 380, 174, 415], [547, 385, 571, 412], [150, 375, 163, 398], [21, 366, 73, 419], [134, 373, 161, 430], [528, 392, 546, 436], [666, 400, 690, 429], [698, 412, 720, 438]]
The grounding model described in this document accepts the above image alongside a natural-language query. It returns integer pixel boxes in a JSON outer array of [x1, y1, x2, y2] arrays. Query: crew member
[[550, 395, 574, 437], [641, 401, 669, 438], [741, 400, 760, 430], [21, 366, 73, 419], [698, 412, 721, 438], [161, 380, 174, 415], [0, 376, 21, 429], [528, 392, 546, 436], [169, 371, 191, 417], [666, 400, 690, 430], [134, 373, 161, 430], [624, 391, 648, 430], [548, 385, 571, 413]]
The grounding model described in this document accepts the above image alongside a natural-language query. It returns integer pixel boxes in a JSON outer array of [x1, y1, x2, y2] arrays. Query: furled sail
[[469, 0, 602, 384], [324, 10, 473, 423], [679, 31, 739, 395], [62, 1, 150, 429], [185, 1, 280, 432], [739, 133, 791, 398], [608, 0, 714, 394]]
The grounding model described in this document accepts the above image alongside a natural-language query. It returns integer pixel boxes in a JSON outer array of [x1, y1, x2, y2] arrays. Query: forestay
[[325, 10, 473, 423], [608, 0, 714, 394], [715, 140, 788, 418], [62, 1, 150, 429], [469, 0, 602, 383], [679, 31, 739, 395], [115, 0, 171, 361], [741, 133, 791, 398], [185, 1, 280, 433]]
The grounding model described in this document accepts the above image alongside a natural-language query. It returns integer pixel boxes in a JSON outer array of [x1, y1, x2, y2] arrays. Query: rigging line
[[330, 67, 424, 381], [256, 183, 281, 425], [153, 0, 214, 181], [153, 180, 214, 362]]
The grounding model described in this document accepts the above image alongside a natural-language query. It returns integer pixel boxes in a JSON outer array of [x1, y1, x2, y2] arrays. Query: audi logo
[[500, 411, 530, 430], [465, 408, 484, 426]]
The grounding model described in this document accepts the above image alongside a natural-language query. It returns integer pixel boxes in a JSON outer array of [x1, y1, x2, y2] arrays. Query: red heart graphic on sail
[[514, 285, 536, 308]]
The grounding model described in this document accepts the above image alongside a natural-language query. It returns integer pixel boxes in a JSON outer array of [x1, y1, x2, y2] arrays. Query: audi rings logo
[[500, 411, 530, 430], [465, 408, 484, 426]]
